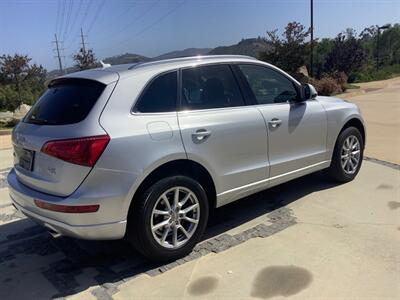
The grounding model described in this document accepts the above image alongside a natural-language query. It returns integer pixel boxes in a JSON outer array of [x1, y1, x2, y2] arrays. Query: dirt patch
[[387, 201, 400, 210], [251, 266, 312, 299], [187, 276, 219, 296], [377, 184, 394, 190]]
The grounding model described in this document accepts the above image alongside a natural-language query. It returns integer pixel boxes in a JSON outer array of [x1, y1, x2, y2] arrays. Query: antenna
[[99, 60, 111, 68]]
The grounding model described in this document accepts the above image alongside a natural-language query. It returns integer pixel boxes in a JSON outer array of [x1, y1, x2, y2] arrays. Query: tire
[[328, 126, 364, 182], [127, 175, 209, 261]]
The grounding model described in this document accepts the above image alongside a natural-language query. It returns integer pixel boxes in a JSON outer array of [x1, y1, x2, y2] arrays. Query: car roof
[[57, 55, 260, 84]]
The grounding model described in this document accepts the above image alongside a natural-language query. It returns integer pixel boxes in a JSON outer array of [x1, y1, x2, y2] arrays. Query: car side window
[[238, 64, 299, 104], [135, 71, 177, 113], [181, 64, 244, 110]]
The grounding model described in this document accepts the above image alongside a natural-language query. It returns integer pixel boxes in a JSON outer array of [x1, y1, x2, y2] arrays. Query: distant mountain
[[208, 38, 271, 58], [47, 66, 78, 79], [47, 53, 149, 79], [47, 40, 272, 78], [103, 53, 150, 65], [154, 48, 212, 60]]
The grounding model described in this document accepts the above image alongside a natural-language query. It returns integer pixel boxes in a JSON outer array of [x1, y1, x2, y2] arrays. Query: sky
[[0, 0, 399, 71]]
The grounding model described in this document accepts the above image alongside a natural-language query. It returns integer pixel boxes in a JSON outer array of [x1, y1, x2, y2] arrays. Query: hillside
[[154, 48, 212, 60], [208, 38, 271, 58], [103, 53, 150, 65], [47, 39, 272, 78], [47, 66, 78, 79]]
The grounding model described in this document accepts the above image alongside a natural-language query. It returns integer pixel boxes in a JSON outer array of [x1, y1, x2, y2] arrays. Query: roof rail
[[128, 55, 257, 70]]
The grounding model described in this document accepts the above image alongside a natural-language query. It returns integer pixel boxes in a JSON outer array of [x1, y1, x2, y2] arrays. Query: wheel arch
[[339, 117, 366, 148], [127, 159, 217, 219]]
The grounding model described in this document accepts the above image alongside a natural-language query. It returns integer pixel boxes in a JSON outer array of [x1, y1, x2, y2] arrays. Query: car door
[[236, 64, 327, 184], [177, 64, 269, 205]]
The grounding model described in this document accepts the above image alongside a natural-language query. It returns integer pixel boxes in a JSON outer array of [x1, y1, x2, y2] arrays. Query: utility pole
[[53, 33, 64, 74], [80, 28, 87, 55], [310, 0, 314, 77]]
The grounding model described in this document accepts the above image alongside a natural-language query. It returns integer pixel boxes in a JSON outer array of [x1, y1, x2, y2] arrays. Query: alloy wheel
[[150, 186, 200, 249], [340, 135, 361, 174]]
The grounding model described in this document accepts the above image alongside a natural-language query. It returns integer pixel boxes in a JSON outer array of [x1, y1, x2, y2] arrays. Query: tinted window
[[239, 65, 298, 104], [24, 79, 105, 125], [136, 71, 177, 113], [181, 65, 244, 110]]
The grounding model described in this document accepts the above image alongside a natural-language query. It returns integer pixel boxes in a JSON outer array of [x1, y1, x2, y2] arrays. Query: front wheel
[[127, 176, 209, 261], [328, 126, 364, 182]]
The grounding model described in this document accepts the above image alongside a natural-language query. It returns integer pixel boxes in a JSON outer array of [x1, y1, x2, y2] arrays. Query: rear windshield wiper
[[26, 118, 56, 125]]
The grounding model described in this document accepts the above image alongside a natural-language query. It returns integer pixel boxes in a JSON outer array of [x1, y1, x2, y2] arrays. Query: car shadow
[[0, 171, 340, 299]]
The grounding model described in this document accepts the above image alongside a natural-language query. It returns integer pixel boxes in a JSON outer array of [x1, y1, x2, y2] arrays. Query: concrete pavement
[[0, 159, 398, 299], [339, 76, 400, 164], [111, 160, 400, 300], [0, 77, 399, 299]]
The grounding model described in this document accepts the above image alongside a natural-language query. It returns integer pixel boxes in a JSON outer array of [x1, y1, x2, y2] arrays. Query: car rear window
[[24, 79, 106, 125]]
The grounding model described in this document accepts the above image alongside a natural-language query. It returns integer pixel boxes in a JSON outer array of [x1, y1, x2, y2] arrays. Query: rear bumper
[[7, 168, 126, 240]]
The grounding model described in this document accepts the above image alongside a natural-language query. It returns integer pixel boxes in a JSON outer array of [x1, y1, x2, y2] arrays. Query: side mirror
[[303, 84, 318, 100]]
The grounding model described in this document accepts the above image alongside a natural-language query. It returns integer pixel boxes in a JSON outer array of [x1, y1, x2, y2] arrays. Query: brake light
[[41, 135, 110, 167], [34, 199, 99, 213]]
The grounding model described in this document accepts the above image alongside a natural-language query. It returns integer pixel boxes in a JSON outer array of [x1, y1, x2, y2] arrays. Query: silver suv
[[8, 55, 365, 260]]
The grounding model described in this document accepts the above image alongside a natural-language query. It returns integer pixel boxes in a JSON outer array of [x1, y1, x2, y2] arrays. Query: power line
[[98, 0, 186, 52], [55, 0, 61, 35], [65, 0, 83, 42], [62, 0, 74, 41], [87, 0, 106, 34], [65, 0, 92, 49], [58, 0, 67, 37], [79, 0, 93, 32], [95, 0, 137, 34], [100, 0, 161, 41]]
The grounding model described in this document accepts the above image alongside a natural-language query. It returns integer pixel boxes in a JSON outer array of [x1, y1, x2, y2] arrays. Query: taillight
[[41, 135, 110, 167]]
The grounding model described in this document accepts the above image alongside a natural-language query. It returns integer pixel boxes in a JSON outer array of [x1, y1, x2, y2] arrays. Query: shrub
[[331, 71, 348, 92], [349, 64, 400, 83], [310, 76, 342, 96]]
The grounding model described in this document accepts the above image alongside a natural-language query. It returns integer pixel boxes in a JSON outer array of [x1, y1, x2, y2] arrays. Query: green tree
[[0, 85, 18, 111], [0, 54, 46, 111], [73, 47, 98, 70], [259, 21, 310, 75], [324, 30, 367, 75], [312, 38, 334, 79]]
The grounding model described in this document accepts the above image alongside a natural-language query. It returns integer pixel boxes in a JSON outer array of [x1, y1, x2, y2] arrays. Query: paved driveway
[[0, 158, 398, 300], [0, 77, 399, 299], [341, 77, 400, 164]]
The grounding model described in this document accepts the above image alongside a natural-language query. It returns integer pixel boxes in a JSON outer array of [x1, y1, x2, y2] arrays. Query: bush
[[331, 71, 348, 92], [349, 64, 400, 83], [310, 76, 342, 96]]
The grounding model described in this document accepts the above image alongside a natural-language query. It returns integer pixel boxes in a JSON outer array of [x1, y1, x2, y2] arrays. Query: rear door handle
[[268, 118, 282, 128], [192, 129, 211, 143]]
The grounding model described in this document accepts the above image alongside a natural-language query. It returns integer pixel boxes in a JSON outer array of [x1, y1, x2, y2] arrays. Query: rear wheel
[[328, 126, 364, 182], [127, 176, 209, 261]]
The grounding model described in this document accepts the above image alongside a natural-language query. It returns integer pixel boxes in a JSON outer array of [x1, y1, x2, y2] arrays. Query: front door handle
[[192, 129, 211, 143], [268, 118, 282, 128]]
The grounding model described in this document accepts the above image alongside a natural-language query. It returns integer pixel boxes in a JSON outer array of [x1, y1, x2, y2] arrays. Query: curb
[[364, 156, 400, 170]]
